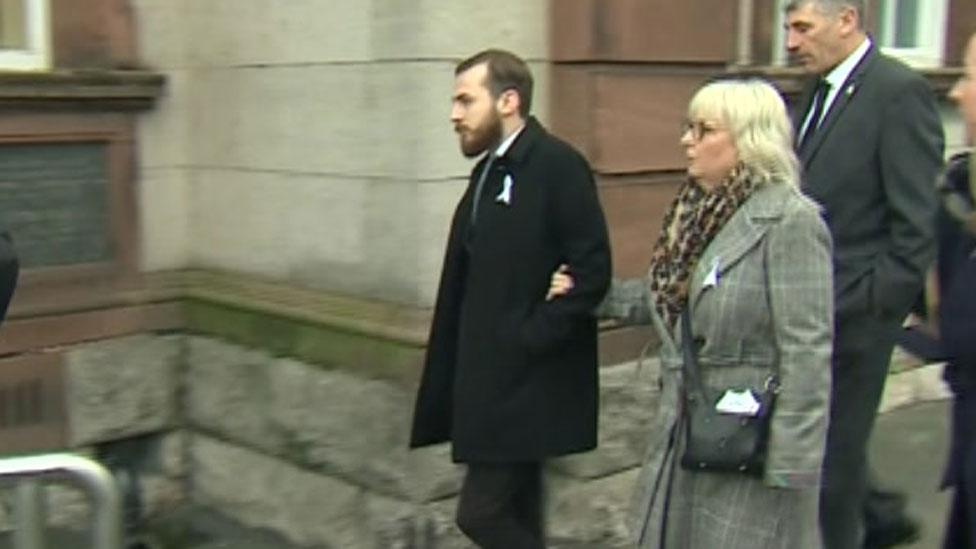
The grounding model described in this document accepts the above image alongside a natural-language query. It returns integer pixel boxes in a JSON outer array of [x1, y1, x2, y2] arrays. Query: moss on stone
[[183, 299, 424, 387]]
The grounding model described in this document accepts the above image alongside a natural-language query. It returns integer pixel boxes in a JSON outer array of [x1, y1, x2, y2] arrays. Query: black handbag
[[678, 308, 778, 476]]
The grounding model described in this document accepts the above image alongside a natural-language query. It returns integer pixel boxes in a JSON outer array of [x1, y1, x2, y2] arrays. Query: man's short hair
[[785, 0, 865, 28], [456, 49, 534, 118]]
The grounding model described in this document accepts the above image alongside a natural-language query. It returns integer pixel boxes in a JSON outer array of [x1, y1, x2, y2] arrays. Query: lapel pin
[[703, 256, 721, 289], [496, 174, 513, 205]]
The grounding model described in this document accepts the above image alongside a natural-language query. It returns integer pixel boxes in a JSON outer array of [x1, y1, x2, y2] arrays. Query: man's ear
[[496, 89, 521, 117], [837, 6, 859, 36]]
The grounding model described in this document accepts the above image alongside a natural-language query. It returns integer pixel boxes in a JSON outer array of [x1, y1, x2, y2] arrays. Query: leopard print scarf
[[648, 165, 761, 330]]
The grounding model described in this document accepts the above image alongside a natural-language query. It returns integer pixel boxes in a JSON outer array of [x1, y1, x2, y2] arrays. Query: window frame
[[771, 2, 789, 67], [876, 0, 948, 68], [0, 0, 51, 71], [769, 0, 949, 69]]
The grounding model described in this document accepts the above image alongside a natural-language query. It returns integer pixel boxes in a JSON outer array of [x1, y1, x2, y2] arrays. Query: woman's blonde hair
[[688, 78, 800, 187]]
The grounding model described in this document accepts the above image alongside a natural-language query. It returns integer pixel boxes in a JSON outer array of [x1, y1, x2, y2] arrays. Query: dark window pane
[[0, 143, 112, 268]]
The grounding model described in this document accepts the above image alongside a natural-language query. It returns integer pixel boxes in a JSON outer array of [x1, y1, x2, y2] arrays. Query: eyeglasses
[[681, 119, 722, 141]]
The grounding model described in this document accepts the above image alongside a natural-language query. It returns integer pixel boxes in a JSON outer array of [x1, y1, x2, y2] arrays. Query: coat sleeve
[[763, 200, 834, 489], [519, 150, 612, 355], [869, 76, 943, 319], [596, 277, 653, 325], [940, 256, 976, 375]]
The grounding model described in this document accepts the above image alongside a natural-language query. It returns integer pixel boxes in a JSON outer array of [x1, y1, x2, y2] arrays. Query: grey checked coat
[[605, 182, 833, 549]]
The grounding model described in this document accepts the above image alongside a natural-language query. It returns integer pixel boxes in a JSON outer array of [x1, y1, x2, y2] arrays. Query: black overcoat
[[409, 117, 611, 462]]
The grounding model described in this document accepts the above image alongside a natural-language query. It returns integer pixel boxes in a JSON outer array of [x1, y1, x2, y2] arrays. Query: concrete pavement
[[870, 398, 953, 549], [870, 356, 958, 549]]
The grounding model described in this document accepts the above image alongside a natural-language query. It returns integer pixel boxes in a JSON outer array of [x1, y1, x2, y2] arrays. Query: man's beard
[[457, 111, 503, 158]]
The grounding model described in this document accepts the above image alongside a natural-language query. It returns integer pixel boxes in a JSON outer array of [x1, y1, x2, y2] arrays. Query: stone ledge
[[9, 269, 431, 348], [5, 269, 651, 382], [181, 269, 431, 347], [5, 269, 432, 382], [728, 65, 963, 98], [7, 268, 951, 402], [183, 300, 426, 386], [0, 69, 166, 111], [549, 62, 962, 99]]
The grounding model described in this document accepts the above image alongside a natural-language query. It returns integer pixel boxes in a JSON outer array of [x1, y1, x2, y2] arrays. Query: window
[[877, 0, 948, 68], [769, 0, 949, 68], [0, 0, 50, 70]]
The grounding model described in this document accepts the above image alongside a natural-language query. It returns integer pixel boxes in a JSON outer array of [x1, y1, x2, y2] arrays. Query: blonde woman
[[550, 78, 833, 548]]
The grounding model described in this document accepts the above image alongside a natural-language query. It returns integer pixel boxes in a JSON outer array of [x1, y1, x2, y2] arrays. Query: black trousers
[[864, 467, 908, 524], [943, 394, 976, 549], [943, 480, 976, 549], [456, 462, 545, 549], [820, 315, 898, 549]]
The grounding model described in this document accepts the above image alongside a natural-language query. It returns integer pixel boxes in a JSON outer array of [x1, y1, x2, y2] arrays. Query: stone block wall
[[0, 334, 186, 533], [14, 331, 659, 547], [184, 335, 657, 547], [1, 316, 950, 546]]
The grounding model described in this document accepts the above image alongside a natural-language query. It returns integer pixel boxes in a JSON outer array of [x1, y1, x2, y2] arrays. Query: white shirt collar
[[799, 37, 871, 138], [824, 37, 871, 92], [493, 123, 525, 158]]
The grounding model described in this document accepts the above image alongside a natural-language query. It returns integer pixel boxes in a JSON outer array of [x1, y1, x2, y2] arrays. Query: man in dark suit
[[409, 49, 611, 548], [0, 232, 17, 324], [784, 2, 944, 548]]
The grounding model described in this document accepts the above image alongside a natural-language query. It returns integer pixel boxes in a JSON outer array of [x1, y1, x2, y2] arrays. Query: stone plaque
[[0, 142, 111, 268]]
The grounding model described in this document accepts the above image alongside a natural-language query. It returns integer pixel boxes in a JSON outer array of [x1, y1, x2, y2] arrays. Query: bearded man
[[409, 49, 611, 548]]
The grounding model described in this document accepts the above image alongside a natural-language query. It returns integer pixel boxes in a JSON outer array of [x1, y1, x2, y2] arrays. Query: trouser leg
[[456, 462, 546, 549], [820, 318, 896, 549]]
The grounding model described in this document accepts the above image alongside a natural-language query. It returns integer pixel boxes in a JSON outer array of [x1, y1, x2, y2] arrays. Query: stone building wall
[[14, 332, 657, 547], [133, 0, 551, 307], [1, 330, 951, 546], [184, 334, 655, 547]]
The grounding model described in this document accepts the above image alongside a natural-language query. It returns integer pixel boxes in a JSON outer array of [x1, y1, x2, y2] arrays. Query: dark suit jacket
[[0, 232, 17, 323], [793, 45, 944, 326], [410, 117, 612, 462]]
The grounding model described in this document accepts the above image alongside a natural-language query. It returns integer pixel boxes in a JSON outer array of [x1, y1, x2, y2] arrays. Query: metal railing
[[0, 453, 122, 549]]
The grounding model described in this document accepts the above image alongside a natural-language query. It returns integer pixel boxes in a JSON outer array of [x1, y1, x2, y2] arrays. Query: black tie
[[470, 154, 496, 227], [798, 80, 831, 153]]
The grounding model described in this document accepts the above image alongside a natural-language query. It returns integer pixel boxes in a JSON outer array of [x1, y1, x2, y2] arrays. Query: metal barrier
[[0, 453, 122, 549]]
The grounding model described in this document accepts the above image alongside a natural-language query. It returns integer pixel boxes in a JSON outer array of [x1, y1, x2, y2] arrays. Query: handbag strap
[[680, 307, 711, 404]]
